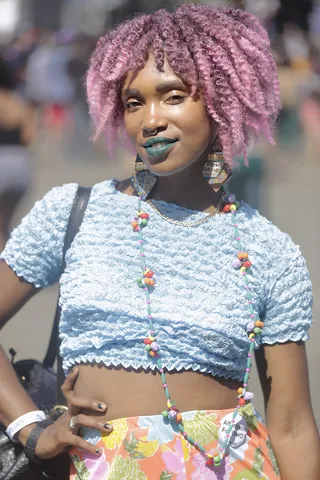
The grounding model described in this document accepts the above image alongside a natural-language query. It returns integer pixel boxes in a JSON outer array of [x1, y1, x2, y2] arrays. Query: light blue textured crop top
[[1, 179, 313, 381]]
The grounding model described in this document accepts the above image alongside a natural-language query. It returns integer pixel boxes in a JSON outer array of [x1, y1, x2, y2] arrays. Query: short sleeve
[[0, 183, 78, 288], [260, 253, 313, 344]]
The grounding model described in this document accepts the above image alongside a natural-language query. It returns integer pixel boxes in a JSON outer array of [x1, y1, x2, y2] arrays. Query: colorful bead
[[237, 252, 249, 260], [151, 342, 159, 352], [168, 410, 177, 420], [176, 413, 182, 422], [255, 320, 264, 328], [230, 205, 237, 212], [246, 322, 255, 332], [144, 269, 154, 278], [162, 410, 169, 418], [238, 398, 246, 406], [242, 260, 252, 269], [144, 338, 152, 345], [237, 387, 243, 395], [223, 204, 231, 213], [149, 351, 156, 357], [244, 391, 254, 401], [254, 327, 262, 335], [233, 258, 242, 269]]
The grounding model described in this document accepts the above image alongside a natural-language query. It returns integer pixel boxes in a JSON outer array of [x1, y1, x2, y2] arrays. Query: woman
[[0, 56, 34, 250], [0, 5, 319, 479]]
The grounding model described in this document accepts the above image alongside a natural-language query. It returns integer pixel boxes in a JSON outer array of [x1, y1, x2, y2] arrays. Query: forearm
[[0, 344, 39, 444], [269, 423, 320, 480]]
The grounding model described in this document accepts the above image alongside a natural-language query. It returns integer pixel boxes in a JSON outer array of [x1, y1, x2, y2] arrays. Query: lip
[[144, 141, 177, 158], [143, 137, 177, 148]]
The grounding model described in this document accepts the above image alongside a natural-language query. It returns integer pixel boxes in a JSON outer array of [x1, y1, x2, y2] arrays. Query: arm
[[256, 341, 320, 480], [20, 103, 36, 145], [0, 260, 42, 444], [0, 183, 77, 441], [0, 262, 112, 457], [0, 184, 111, 459]]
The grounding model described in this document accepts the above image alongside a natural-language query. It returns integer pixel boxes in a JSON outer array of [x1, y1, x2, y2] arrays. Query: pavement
[[1, 114, 319, 429]]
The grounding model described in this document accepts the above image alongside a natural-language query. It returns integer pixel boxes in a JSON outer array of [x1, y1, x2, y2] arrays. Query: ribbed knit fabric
[[1, 179, 313, 379]]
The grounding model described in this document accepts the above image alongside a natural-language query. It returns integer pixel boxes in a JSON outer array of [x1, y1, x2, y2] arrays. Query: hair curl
[[86, 4, 281, 164]]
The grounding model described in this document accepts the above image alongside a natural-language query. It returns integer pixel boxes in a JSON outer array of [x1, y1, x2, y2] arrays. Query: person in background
[[24, 31, 76, 131], [0, 56, 35, 251]]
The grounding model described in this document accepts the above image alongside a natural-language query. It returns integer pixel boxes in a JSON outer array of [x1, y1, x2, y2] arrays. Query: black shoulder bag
[[0, 186, 91, 480]]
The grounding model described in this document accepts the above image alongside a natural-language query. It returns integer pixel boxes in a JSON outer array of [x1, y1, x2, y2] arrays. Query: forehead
[[122, 54, 184, 94]]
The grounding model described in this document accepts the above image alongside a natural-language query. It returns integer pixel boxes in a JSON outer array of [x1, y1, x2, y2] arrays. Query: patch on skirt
[[69, 407, 281, 479]]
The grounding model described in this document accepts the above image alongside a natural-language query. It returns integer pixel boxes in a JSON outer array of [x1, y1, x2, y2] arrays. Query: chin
[[147, 157, 198, 177]]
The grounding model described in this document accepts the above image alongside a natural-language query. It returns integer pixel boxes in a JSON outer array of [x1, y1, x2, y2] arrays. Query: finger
[[71, 414, 113, 434], [69, 435, 103, 457], [61, 367, 79, 397], [70, 397, 107, 413]]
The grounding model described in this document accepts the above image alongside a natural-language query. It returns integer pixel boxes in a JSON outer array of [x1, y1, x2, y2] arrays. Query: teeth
[[152, 143, 166, 148]]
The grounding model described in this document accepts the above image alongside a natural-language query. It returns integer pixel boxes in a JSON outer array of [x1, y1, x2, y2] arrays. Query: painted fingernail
[[103, 423, 113, 431], [97, 403, 107, 410], [95, 448, 101, 455]]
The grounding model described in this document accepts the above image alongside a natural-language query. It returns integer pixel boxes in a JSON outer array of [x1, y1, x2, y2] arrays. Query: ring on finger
[[69, 416, 78, 432]]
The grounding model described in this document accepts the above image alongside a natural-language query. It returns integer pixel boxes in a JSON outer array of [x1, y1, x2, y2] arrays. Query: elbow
[[267, 409, 319, 443]]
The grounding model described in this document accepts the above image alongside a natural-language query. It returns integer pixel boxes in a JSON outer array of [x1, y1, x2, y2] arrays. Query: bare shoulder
[[0, 260, 38, 329]]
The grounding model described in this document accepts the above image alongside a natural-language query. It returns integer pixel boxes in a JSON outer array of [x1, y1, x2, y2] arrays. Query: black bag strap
[[43, 186, 92, 369]]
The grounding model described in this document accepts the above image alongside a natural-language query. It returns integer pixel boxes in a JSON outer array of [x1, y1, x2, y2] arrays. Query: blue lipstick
[[143, 137, 178, 158]]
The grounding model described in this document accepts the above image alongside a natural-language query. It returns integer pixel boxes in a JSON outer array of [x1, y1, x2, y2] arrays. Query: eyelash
[[167, 95, 185, 103], [126, 101, 140, 109], [125, 95, 185, 110]]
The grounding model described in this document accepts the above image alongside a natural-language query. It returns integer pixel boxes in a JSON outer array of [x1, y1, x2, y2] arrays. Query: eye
[[166, 94, 186, 104], [125, 100, 141, 110]]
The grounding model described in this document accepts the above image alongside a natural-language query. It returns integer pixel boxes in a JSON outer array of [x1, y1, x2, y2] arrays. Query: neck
[[149, 162, 222, 213]]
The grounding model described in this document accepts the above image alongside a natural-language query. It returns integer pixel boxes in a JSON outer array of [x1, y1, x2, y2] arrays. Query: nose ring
[[145, 128, 158, 136]]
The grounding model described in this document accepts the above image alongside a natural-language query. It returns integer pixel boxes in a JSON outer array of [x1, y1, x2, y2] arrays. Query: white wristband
[[6, 410, 47, 442]]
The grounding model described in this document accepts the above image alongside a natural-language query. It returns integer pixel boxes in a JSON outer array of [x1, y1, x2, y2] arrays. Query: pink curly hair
[[86, 4, 281, 164]]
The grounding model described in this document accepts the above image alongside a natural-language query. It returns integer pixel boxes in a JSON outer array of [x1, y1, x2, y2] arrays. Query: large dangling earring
[[202, 151, 232, 190], [131, 156, 157, 200]]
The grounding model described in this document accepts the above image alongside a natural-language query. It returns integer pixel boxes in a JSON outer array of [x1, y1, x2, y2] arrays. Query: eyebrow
[[155, 80, 187, 93], [121, 80, 187, 100]]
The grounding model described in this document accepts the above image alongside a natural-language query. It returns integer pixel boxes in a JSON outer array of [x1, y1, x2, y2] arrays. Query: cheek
[[177, 104, 212, 151], [123, 114, 140, 143]]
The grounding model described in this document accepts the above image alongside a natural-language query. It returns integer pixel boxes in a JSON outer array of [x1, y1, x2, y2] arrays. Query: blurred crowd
[[0, 0, 320, 245]]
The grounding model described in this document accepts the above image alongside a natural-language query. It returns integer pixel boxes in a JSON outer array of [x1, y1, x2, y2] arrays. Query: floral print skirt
[[69, 406, 281, 479]]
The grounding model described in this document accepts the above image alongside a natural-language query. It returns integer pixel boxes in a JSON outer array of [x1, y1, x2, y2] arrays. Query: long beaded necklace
[[131, 192, 264, 469]]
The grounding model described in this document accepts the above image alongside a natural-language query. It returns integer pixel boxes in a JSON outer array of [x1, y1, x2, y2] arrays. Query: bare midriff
[[74, 364, 241, 423]]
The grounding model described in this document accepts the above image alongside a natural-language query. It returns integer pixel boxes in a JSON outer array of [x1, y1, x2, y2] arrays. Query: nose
[[142, 103, 168, 137]]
